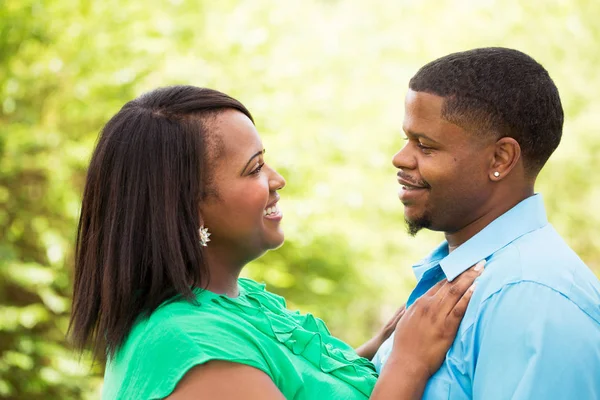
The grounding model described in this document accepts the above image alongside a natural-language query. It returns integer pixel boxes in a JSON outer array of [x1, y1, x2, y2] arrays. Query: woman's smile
[[263, 202, 282, 221]]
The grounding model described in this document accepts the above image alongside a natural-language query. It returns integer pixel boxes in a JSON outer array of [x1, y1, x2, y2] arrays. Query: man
[[372, 48, 600, 399]]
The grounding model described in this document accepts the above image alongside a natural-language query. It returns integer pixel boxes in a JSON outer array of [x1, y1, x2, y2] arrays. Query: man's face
[[392, 90, 494, 235]]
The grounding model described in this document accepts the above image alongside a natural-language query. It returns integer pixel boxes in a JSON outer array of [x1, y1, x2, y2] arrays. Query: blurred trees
[[1, 0, 599, 398]]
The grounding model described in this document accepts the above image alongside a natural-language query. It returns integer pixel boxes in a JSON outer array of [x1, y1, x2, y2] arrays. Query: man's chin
[[405, 215, 432, 237]]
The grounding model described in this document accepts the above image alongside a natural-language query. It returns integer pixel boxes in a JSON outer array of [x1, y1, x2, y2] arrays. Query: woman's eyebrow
[[240, 149, 266, 175]]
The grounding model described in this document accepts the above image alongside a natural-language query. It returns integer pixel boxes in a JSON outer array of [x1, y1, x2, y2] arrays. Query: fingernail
[[474, 260, 486, 271], [468, 283, 477, 292]]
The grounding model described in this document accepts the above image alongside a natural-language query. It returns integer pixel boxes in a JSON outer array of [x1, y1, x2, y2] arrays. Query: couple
[[69, 47, 600, 399]]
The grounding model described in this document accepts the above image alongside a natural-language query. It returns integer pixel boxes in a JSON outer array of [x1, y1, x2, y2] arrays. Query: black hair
[[68, 86, 253, 358], [409, 47, 563, 175]]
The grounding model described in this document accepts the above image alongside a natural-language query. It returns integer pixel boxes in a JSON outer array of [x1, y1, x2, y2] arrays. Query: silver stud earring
[[199, 226, 211, 247], [493, 171, 500, 178]]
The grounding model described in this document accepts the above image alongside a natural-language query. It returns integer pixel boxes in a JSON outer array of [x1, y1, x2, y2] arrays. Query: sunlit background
[[1, 0, 599, 398]]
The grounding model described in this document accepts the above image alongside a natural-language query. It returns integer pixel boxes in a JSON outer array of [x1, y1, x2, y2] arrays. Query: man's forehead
[[403, 92, 473, 144], [403, 92, 445, 132], [404, 90, 444, 120]]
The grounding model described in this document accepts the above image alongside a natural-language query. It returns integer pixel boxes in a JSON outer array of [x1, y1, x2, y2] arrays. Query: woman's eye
[[250, 163, 265, 175]]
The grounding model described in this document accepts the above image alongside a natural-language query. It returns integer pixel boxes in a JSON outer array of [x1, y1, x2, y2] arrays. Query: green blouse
[[102, 278, 378, 399]]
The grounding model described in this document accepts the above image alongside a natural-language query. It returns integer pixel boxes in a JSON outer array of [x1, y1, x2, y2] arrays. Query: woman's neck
[[202, 246, 246, 297]]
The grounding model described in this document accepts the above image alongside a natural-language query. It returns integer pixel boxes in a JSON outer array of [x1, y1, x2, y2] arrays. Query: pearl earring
[[199, 226, 211, 247], [493, 171, 500, 178]]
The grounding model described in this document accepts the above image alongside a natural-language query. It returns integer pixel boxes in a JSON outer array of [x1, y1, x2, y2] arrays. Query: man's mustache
[[397, 171, 430, 188]]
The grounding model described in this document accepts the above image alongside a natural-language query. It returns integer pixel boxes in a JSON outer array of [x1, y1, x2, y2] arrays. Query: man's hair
[[409, 47, 564, 175]]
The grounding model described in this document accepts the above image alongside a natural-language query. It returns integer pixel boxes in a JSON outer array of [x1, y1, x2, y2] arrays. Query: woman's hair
[[69, 86, 253, 358]]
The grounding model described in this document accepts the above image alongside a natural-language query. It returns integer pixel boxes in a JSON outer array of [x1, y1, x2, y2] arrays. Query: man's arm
[[472, 282, 600, 399]]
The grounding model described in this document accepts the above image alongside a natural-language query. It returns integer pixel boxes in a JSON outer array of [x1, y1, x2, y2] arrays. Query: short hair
[[68, 86, 253, 358], [409, 47, 564, 175]]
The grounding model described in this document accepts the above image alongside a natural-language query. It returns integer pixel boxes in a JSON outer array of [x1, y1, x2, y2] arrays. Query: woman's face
[[200, 110, 286, 263]]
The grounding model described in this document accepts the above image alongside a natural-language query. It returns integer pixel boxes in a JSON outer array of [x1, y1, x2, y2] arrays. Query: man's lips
[[397, 173, 430, 189], [397, 178, 428, 189]]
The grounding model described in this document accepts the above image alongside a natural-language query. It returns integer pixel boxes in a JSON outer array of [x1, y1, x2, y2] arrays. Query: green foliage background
[[1, 0, 599, 398]]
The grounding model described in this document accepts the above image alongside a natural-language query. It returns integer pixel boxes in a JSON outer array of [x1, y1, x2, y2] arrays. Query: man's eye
[[417, 143, 433, 152]]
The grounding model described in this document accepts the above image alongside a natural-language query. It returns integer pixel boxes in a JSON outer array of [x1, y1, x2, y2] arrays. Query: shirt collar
[[412, 241, 449, 281], [413, 194, 548, 282]]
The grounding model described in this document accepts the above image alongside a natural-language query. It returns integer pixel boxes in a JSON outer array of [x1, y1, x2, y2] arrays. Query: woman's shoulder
[[103, 286, 275, 399], [124, 286, 265, 353], [125, 278, 284, 345], [141, 279, 272, 326]]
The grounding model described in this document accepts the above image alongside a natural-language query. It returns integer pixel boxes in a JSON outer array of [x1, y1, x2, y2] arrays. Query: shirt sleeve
[[472, 282, 600, 400], [371, 333, 394, 373], [115, 313, 273, 400]]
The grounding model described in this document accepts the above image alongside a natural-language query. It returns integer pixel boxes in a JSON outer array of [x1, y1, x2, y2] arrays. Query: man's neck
[[446, 187, 534, 252]]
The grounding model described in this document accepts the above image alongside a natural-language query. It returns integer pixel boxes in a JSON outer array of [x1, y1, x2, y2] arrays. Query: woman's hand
[[356, 305, 406, 360], [390, 260, 485, 378], [370, 260, 484, 399]]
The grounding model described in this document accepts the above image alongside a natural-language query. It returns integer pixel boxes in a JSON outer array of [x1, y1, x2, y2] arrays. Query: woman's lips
[[264, 203, 283, 221]]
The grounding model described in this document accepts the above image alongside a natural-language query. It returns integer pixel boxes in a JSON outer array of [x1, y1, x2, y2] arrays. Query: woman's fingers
[[435, 260, 485, 315], [393, 304, 406, 319], [391, 304, 406, 326], [426, 278, 448, 297], [450, 283, 476, 321], [388, 261, 486, 381], [383, 304, 406, 333]]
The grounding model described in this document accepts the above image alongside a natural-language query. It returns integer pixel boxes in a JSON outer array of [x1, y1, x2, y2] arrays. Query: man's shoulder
[[474, 224, 600, 323], [489, 224, 593, 284]]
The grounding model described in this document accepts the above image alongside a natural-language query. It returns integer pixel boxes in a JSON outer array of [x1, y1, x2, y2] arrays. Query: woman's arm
[[166, 361, 285, 400]]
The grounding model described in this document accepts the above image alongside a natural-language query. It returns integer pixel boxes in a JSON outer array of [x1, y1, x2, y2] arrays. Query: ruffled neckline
[[194, 279, 377, 397]]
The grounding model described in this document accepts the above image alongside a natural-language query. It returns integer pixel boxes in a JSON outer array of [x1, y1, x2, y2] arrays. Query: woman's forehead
[[210, 110, 263, 166]]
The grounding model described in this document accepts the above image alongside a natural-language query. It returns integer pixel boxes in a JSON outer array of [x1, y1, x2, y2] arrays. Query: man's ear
[[488, 137, 521, 181]]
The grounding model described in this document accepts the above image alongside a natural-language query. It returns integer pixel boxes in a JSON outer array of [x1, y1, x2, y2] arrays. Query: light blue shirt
[[373, 194, 600, 399]]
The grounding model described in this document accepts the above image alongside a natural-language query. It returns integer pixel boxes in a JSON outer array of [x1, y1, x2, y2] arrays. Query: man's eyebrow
[[241, 149, 266, 175], [403, 129, 441, 145]]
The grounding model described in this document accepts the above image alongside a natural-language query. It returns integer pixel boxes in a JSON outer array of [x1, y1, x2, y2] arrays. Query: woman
[[69, 86, 482, 399]]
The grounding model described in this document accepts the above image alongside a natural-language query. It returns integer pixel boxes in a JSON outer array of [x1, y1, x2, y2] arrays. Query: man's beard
[[406, 214, 432, 236]]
